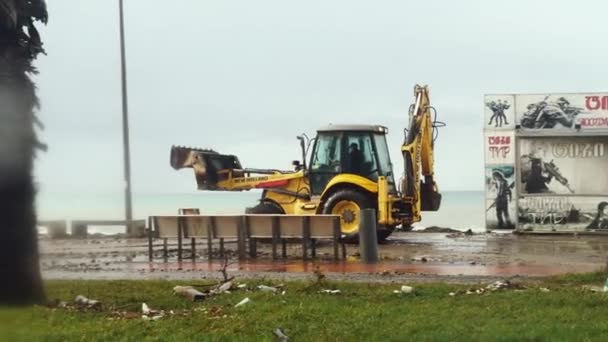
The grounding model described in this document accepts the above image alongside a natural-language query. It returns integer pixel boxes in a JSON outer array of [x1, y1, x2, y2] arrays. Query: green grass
[[2, 272, 608, 341]]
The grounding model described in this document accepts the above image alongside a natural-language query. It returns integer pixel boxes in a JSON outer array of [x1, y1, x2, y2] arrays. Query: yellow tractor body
[[170, 85, 443, 241]]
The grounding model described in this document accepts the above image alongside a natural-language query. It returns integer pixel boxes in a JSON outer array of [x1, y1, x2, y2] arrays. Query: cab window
[[345, 133, 378, 181], [310, 133, 342, 173]]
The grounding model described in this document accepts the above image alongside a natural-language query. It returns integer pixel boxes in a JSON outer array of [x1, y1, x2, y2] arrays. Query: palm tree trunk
[[0, 56, 46, 305], [0, 0, 48, 305]]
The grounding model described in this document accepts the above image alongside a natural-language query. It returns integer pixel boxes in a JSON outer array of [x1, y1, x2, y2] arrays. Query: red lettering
[[580, 117, 608, 127], [585, 95, 608, 110], [488, 136, 511, 145], [586, 96, 601, 110], [489, 146, 511, 159]]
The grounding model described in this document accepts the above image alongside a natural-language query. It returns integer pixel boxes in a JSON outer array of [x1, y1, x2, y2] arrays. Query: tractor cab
[[307, 125, 396, 195]]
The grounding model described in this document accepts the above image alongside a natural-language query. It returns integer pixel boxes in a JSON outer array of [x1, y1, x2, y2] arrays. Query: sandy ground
[[39, 231, 608, 284]]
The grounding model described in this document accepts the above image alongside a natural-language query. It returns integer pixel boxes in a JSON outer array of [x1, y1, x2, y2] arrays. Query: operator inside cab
[[347, 142, 363, 175]]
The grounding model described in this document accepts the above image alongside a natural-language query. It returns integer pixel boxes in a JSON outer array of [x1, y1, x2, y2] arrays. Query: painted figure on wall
[[489, 170, 514, 229], [587, 201, 608, 230], [520, 96, 586, 129], [486, 99, 511, 128], [520, 144, 574, 194]]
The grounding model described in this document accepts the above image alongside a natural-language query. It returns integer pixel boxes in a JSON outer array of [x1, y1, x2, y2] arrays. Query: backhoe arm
[[401, 85, 442, 222], [170, 145, 303, 192]]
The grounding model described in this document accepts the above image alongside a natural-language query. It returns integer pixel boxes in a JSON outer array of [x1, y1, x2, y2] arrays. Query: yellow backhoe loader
[[170, 84, 444, 241]]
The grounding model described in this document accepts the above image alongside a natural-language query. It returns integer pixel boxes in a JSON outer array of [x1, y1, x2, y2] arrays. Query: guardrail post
[[332, 216, 340, 260], [177, 216, 183, 262], [237, 216, 247, 260], [358, 209, 378, 263], [148, 216, 153, 261], [191, 237, 196, 261], [271, 216, 280, 260], [302, 216, 311, 260], [207, 218, 214, 260], [163, 238, 168, 262]]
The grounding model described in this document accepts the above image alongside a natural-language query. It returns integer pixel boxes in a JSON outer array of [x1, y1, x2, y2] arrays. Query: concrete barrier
[[70, 220, 147, 239], [39, 220, 68, 239]]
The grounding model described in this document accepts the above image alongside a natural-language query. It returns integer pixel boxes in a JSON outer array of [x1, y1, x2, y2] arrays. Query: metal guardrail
[[147, 214, 346, 261]]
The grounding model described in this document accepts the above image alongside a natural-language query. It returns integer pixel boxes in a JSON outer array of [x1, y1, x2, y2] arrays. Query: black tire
[[399, 224, 413, 232], [245, 201, 284, 214], [377, 227, 395, 243], [322, 189, 375, 243]]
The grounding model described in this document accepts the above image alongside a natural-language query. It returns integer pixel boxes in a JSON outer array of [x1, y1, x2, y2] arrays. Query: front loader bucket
[[170, 145, 243, 190]]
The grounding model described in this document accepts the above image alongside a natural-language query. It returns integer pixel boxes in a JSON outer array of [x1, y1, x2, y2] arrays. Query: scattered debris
[[141, 303, 165, 321], [421, 226, 461, 233], [411, 257, 428, 262], [486, 280, 524, 291], [401, 285, 414, 294], [450, 280, 525, 296], [237, 283, 248, 289], [219, 255, 235, 283], [74, 295, 102, 310], [394, 285, 414, 294], [173, 286, 206, 301], [539, 287, 550, 292], [217, 281, 233, 293], [235, 297, 251, 308], [274, 328, 289, 341], [319, 289, 341, 295], [313, 265, 326, 284], [582, 285, 605, 293], [257, 285, 279, 293]]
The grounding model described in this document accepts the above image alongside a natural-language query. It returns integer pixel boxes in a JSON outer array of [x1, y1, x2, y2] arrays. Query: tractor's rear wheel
[[322, 189, 376, 243], [246, 201, 284, 214]]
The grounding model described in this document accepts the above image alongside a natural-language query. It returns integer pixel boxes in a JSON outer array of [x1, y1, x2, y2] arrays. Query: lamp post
[[118, 0, 133, 233]]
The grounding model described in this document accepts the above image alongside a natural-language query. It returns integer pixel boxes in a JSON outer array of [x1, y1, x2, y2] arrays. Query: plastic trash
[[320, 289, 341, 294], [274, 328, 289, 341], [235, 297, 251, 308], [401, 285, 414, 294], [74, 295, 101, 309], [218, 281, 233, 293], [257, 285, 278, 293]]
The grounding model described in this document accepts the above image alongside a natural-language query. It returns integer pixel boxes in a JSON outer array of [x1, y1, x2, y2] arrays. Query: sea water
[[36, 190, 485, 234]]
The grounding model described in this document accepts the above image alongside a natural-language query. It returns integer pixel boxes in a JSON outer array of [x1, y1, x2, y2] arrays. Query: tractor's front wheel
[[322, 189, 375, 243]]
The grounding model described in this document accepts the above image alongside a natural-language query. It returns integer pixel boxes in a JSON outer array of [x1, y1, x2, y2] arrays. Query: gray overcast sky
[[33, 0, 608, 195]]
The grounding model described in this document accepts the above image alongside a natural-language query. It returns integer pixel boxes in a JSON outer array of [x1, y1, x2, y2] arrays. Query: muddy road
[[39, 232, 608, 284]]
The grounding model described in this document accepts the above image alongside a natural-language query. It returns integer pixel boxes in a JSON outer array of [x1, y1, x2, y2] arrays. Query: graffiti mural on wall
[[518, 196, 608, 231], [516, 93, 608, 130], [485, 166, 516, 230], [519, 137, 608, 195], [484, 95, 515, 130], [485, 131, 515, 165]]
